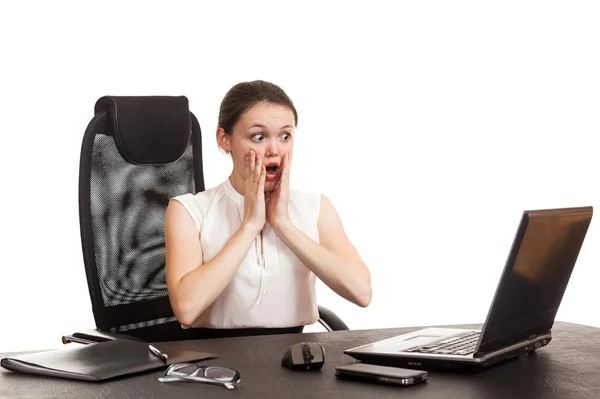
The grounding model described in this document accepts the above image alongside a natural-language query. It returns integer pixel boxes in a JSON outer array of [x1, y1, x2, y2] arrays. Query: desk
[[1, 321, 599, 398]]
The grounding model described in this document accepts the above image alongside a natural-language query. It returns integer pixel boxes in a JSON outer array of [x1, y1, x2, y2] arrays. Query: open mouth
[[265, 163, 279, 178]]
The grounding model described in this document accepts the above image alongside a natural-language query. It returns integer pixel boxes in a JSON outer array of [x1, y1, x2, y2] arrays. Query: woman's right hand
[[242, 150, 266, 234]]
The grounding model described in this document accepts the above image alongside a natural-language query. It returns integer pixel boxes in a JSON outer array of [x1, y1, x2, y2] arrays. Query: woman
[[165, 80, 371, 335]]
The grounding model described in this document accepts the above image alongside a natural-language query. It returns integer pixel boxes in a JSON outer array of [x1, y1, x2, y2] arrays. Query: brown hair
[[218, 80, 298, 135]]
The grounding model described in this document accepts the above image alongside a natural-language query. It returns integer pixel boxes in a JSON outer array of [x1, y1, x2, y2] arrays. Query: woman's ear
[[216, 127, 231, 153]]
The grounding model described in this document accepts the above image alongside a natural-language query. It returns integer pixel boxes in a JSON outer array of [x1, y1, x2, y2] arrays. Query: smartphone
[[335, 363, 428, 386]]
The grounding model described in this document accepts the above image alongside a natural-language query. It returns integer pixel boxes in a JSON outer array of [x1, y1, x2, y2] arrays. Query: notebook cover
[[1, 340, 217, 381]]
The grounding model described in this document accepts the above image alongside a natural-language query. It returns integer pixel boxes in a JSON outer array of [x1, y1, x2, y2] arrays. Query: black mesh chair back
[[78, 96, 204, 342]]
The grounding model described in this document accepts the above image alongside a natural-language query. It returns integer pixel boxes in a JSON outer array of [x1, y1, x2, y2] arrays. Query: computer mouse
[[281, 342, 325, 371]]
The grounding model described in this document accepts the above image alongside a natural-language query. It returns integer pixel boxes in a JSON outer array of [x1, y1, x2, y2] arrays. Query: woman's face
[[223, 102, 295, 192]]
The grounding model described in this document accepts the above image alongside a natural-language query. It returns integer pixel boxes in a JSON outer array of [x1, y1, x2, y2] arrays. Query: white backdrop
[[1, 1, 599, 352]]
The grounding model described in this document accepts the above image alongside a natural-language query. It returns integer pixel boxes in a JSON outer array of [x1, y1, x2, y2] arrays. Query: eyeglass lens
[[205, 366, 237, 381]]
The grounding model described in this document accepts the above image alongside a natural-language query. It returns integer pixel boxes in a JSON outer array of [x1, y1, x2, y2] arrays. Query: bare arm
[[275, 195, 372, 307], [164, 200, 258, 327]]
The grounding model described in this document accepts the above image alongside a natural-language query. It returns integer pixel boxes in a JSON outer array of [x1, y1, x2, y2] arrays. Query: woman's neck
[[228, 171, 273, 199], [228, 171, 245, 196]]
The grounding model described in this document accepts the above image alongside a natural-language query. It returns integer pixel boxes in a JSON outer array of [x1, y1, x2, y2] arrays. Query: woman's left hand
[[266, 151, 292, 232]]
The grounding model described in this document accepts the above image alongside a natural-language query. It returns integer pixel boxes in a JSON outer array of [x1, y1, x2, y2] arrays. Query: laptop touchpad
[[404, 334, 444, 341]]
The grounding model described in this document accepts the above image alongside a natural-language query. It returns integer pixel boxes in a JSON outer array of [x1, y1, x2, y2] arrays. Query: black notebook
[[1, 339, 217, 382]]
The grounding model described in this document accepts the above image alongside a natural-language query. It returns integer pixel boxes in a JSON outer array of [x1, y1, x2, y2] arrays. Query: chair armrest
[[317, 305, 349, 331], [62, 329, 145, 344]]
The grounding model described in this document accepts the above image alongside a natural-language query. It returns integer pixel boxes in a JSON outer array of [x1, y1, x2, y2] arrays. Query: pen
[[62, 335, 96, 345], [149, 344, 169, 362]]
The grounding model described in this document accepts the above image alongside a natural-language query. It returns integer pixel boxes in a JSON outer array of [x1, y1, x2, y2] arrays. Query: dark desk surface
[[1, 321, 599, 398]]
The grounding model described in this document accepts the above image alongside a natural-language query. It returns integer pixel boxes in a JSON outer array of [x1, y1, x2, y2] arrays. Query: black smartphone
[[335, 363, 428, 386]]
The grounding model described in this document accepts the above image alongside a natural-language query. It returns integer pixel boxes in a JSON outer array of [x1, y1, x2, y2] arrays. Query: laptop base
[[345, 332, 551, 372], [344, 352, 520, 373]]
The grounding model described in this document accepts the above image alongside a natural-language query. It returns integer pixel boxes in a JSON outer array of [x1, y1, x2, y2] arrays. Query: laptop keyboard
[[405, 331, 480, 356]]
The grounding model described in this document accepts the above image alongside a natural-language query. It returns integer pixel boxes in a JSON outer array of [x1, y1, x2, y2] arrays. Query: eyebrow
[[249, 123, 293, 130]]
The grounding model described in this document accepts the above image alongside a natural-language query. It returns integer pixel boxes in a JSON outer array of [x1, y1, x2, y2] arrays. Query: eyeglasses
[[158, 362, 241, 390]]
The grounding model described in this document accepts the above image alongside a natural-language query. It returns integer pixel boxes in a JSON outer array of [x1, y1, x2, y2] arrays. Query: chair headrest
[[94, 96, 192, 165]]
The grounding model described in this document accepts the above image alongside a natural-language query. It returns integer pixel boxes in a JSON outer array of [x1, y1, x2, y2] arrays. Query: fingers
[[254, 152, 262, 183], [280, 151, 291, 191], [245, 151, 261, 183], [258, 164, 266, 194], [244, 151, 252, 189], [249, 151, 256, 181]]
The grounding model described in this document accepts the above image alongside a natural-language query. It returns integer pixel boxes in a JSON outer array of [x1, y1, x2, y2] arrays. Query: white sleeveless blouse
[[170, 178, 321, 329]]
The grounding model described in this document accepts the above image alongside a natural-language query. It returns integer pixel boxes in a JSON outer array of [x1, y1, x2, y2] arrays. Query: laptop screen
[[477, 206, 593, 355]]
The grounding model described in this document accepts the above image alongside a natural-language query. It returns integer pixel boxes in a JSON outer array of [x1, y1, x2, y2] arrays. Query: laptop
[[345, 206, 593, 371]]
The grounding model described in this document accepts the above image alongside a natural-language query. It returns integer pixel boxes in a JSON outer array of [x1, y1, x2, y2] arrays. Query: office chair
[[70, 95, 348, 344]]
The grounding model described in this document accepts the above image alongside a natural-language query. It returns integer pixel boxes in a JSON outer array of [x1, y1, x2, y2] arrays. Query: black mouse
[[281, 342, 325, 371]]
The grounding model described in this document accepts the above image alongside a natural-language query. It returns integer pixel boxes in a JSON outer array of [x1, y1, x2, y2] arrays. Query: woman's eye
[[281, 133, 291, 141], [251, 134, 264, 142]]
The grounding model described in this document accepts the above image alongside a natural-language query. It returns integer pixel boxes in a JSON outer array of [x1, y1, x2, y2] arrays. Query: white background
[[1, 1, 599, 352]]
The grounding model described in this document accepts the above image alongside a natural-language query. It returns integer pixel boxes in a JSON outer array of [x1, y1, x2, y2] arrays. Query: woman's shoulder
[[290, 185, 321, 200], [171, 182, 226, 206], [168, 182, 228, 228], [289, 187, 323, 216]]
